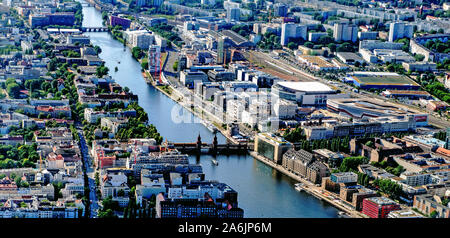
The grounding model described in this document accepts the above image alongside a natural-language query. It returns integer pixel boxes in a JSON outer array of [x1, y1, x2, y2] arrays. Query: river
[[79, 0, 339, 218]]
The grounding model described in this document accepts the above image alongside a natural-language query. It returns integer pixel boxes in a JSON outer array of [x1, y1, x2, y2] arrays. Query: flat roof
[[337, 52, 364, 61], [328, 98, 421, 116], [276, 81, 334, 93], [384, 90, 431, 96], [351, 73, 419, 86]]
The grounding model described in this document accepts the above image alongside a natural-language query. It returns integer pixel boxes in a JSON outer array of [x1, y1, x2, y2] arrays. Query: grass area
[[354, 75, 419, 86], [157, 85, 172, 95], [159, 52, 168, 71], [150, 14, 175, 20], [161, 52, 167, 65], [212, 121, 226, 131]]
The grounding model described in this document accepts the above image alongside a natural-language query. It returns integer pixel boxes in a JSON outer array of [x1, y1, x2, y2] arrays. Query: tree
[[131, 47, 144, 60], [339, 156, 368, 172], [414, 54, 425, 62], [96, 65, 109, 78], [387, 64, 395, 72], [429, 210, 438, 218], [317, 35, 334, 45], [328, 43, 336, 52], [172, 60, 179, 72], [287, 42, 298, 50], [304, 42, 314, 49], [336, 42, 354, 52], [141, 61, 148, 70], [94, 45, 102, 54], [98, 209, 117, 218]]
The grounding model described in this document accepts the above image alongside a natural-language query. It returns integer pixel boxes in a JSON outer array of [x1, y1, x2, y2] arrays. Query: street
[[78, 130, 100, 218]]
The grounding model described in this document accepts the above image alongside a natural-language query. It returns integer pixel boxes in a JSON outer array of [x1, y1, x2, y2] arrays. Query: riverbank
[[249, 151, 367, 218], [143, 71, 240, 144]]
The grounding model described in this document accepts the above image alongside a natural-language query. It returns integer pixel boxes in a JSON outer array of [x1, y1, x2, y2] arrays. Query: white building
[[148, 45, 161, 73], [281, 23, 307, 46], [389, 22, 414, 42], [330, 172, 358, 183], [227, 8, 240, 22], [373, 49, 415, 63], [272, 98, 297, 119], [334, 23, 358, 43], [400, 172, 432, 187], [359, 40, 404, 51], [358, 31, 378, 40], [180, 70, 209, 88], [132, 32, 154, 50], [100, 170, 130, 199], [308, 32, 328, 43]]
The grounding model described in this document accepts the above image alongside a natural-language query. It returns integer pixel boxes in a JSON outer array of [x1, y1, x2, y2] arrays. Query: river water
[[79, 0, 339, 218]]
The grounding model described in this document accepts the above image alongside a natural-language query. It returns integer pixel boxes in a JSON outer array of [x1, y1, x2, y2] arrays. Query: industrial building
[[271, 81, 344, 106], [327, 98, 428, 126]]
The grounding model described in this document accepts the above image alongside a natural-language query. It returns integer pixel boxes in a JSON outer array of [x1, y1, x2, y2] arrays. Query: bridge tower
[[213, 134, 218, 150], [212, 133, 218, 155], [196, 133, 202, 152]]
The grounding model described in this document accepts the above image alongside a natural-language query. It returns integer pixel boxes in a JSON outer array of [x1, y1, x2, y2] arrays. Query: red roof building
[[362, 197, 401, 218]]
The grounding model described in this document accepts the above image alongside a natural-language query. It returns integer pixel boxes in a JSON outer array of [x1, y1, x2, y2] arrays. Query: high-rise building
[[177, 54, 187, 72], [281, 23, 307, 46], [151, 0, 164, 7], [132, 33, 154, 50], [29, 13, 75, 28], [217, 36, 231, 65], [201, 0, 216, 6], [273, 3, 288, 17], [136, 0, 147, 7], [110, 15, 131, 29], [148, 45, 161, 73], [388, 22, 414, 42], [333, 23, 358, 43], [446, 128, 450, 149], [227, 8, 240, 22]]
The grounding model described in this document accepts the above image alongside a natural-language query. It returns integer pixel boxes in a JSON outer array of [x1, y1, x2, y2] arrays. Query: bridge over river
[[80, 26, 108, 32], [172, 134, 252, 155]]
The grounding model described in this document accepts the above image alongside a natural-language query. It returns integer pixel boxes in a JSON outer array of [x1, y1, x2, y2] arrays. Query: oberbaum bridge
[[172, 134, 251, 155]]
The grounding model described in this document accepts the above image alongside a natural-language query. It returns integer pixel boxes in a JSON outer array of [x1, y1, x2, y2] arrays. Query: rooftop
[[350, 72, 419, 86], [276, 81, 334, 93], [365, 196, 397, 206]]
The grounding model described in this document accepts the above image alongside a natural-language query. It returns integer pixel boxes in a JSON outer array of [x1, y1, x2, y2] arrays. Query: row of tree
[[149, 23, 182, 47], [372, 178, 404, 200], [434, 131, 447, 141]]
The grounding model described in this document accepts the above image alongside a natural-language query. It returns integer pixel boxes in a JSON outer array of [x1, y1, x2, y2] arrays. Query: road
[[78, 129, 100, 218]]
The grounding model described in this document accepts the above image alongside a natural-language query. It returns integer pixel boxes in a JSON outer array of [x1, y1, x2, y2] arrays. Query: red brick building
[[362, 197, 401, 218]]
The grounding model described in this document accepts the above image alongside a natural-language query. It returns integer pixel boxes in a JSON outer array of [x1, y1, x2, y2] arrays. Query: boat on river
[[338, 211, 351, 218], [211, 159, 219, 166], [201, 120, 217, 133], [294, 183, 304, 192]]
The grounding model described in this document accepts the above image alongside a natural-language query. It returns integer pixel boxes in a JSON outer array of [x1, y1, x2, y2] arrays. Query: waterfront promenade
[[143, 71, 241, 145]]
